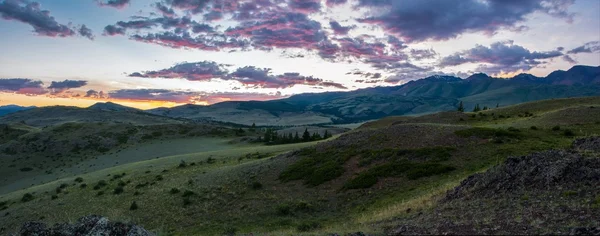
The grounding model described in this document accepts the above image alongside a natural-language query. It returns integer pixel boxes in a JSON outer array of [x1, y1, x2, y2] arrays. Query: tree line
[[259, 128, 332, 145]]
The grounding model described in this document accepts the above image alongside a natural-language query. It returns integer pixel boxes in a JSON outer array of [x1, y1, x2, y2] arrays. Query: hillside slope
[[149, 65, 600, 125]]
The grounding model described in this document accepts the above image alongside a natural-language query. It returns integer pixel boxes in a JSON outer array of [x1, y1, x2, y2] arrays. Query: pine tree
[[302, 128, 311, 142], [250, 123, 256, 131], [457, 101, 465, 112], [323, 130, 330, 139], [473, 104, 481, 112], [294, 131, 300, 142], [496, 103, 500, 108], [287, 133, 293, 143], [263, 129, 272, 142]]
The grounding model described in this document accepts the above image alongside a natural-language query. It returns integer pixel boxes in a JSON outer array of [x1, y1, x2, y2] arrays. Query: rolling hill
[[148, 65, 600, 125], [1, 96, 598, 235], [0, 105, 35, 117]]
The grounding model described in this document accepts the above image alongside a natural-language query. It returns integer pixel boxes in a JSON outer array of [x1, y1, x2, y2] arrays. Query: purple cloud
[[326, 0, 347, 7], [410, 48, 437, 60], [129, 61, 228, 81], [78, 25, 94, 40], [358, 0, 575, 42], [0, 0, 78, 38], [567, 41, 600, 54], [329, 21, 354, 35], [103, 25, 125, 35], [0, 78, 46, 95], [96, 0, 130, 9], [439, 41, 564, 74], [288, 0, 321, 13]]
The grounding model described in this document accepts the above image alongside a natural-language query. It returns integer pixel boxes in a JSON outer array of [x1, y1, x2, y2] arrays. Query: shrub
[[251, 182, 263, 190], [178, 160, 187, 168], [93, 180, 107, 190], [223, 226, 237, 236], [80, 183, 87, 188], [20, 167, 33, 172], [74, 177, 84, 183], [96, 191, 104, 196], [530, 126, 538, 130], [118, 181, 127, 187], [552, 125, 561, 131], [21, 193, 34, 202], [343, 173, 378, 189], [113, 186, 124, 195], [133, 191, 141, 196], [155, 175, 164, 181], [183, 198, 192, 207], [169, 188, 180, 194], [563, 191, 577, 197], [129, 201, 138, 210], [563, 129, 575, 137], [182, 190, 195, 197], [135, 182, 149, 189], [276, 204, 291, 216], [51, 195, 58, 200]]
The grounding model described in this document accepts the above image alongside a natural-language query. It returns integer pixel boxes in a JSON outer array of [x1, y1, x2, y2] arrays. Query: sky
[[0, 0, 599, 109]]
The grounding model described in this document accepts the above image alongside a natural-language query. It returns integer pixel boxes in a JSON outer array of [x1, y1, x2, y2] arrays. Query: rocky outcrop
[[18, 215, 154, 236]]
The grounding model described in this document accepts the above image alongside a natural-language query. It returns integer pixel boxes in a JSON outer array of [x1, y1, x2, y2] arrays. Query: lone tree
[[473, 104, 481, 112], [250, 123, 256, 131], [323, 130, 330, 139], [457, 101, 465, 112]]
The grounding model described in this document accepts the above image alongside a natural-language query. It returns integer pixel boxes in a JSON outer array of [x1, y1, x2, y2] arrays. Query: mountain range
[[1, 65, 599, 126], [0, 105, 35, 117]]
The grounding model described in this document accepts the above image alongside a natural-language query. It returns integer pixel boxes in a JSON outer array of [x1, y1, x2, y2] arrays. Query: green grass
[[1, 97, 599, 235]]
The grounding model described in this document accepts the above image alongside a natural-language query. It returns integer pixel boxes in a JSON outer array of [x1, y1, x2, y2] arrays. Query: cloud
[[334, 36, 409, 70], [561, 55, 577, 64], [85, 89, 107, 98], [347, 70, 382, 79], [78, 25, 94, 40], [106, 88, 284, 104], [384, 70, 466, 84], [358, 0, 575, 42], [329, 21, 354, 35], [567, 41, 600, 54], [155, 2, 175, 17], [410, 48, 437, 60], [108, 89, 198, 103], [0, 0, 78, 38], [0, 78, 46, 95], [96, 0, 130, 9], [226, 66, 347, 89], [131, 31, 249, 51], [48, 80, 87, 93], [129, 61, 229, 81], [439, 41, 563, 74], [289, 0, 321, 13], [326, 0, 347, 7], [225, 12, 328, 51], [103, 25, 125, 35]]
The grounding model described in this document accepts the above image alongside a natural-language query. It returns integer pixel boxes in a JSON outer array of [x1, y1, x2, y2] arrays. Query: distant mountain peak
[[465, 73, 491, 81]]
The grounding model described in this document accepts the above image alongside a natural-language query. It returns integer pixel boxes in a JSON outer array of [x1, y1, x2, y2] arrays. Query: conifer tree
[[457, 101, 465, 112], [323, 130, 330, 139], [294, 131, 300, 142], [302, 128, 311, 142]]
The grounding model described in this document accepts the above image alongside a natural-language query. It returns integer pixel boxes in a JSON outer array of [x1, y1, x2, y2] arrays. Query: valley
[[1, 96, 599, 235]]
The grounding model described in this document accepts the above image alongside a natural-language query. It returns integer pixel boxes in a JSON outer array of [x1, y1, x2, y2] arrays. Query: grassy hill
[[0, 97, 599, 235]]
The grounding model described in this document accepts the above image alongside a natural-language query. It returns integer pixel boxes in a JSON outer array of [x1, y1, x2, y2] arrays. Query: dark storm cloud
[[358, 0, 575, 42], [0, 0, 78, 38], [96, 0, 130, 9], [129, 61, 229, 81], [0, 78, 46, 95], [439, 41, 564, 74], [567, 41, 600, 54], [329, 21, 354, 35]]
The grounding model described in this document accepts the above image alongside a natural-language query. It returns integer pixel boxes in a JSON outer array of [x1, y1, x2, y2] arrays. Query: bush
[[182, 190, 195, 197], [530, 126, 538, 130], [343, 173, 378, 189], [96, 191, 104, 196], [552, 125, 561, 131], [113, 186, 124, 195], [507, 127, 520, 132], [74, 177, 84, 183], [563, 129, 575, 137], [21, 193, 34, 202], [51, 195, 58, 200], [155, 175, 164, 181], [129, 201, 138, 210], [93, 180, 107, 190], [19, 167, 33, 172], [276, 204, 291, 216], [169, 188, 180, 194], [251, 182, 263, 190], [183, 198, 192, 207], [80, 183, 87, 188], [223, 226, 237, 236], [178, 160, 187, 168]]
